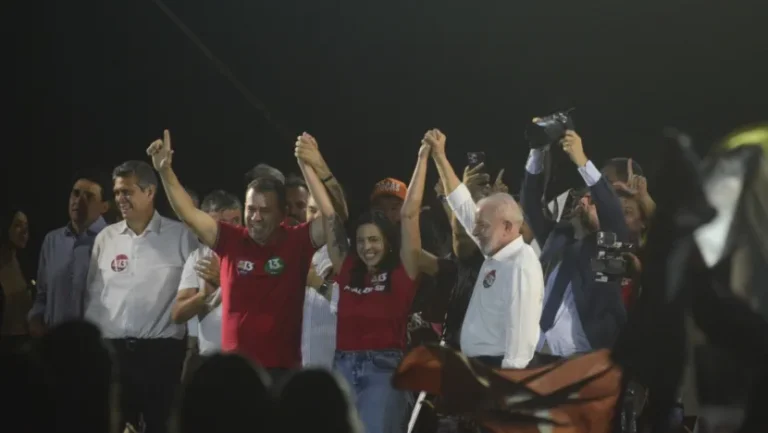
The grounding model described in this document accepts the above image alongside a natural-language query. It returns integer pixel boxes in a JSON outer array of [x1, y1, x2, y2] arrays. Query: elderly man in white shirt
[[425, 129, 544, 369], [85, 160, 197, 433]]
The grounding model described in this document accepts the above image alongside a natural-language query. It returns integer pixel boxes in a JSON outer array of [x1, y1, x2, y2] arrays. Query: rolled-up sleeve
[[446, 183, 480, 247]]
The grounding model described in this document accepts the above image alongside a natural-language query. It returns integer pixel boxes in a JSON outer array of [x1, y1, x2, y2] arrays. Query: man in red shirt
[[147, 130, 346, 382]]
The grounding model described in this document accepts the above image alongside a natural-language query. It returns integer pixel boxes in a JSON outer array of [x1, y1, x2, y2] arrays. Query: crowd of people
[[0, 123, 657, 433]]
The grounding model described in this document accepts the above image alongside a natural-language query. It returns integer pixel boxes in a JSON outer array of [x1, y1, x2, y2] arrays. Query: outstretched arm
[[148, 130, 218, 247], [296, 134, 348, 274], [426, 129, 482, 249], [295, 133, 349, 221], [401, 143, 430, 280]]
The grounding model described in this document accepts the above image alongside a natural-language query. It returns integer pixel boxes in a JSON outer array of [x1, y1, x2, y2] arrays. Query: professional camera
[[591, 231, 635, 283], [525, 110, 575, 148]]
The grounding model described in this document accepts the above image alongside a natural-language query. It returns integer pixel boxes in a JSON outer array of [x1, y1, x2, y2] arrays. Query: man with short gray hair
[[425, 129, 544, 369], [85, 160, 197, 433]]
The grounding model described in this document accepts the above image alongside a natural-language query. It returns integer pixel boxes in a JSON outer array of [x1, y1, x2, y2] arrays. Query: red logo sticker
[[111, 254, 129, 272], [482, 270, 496, 288]]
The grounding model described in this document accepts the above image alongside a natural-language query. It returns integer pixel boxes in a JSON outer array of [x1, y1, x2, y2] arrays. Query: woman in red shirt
[[298, 137, 428, 433]]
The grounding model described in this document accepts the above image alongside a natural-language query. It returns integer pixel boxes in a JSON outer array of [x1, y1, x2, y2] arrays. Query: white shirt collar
[[489, 235, 525, 261], [118, 211, 163, 235]]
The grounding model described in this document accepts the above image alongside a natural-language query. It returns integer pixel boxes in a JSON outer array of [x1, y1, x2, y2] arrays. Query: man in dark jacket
[[521, 130, 630, 363]]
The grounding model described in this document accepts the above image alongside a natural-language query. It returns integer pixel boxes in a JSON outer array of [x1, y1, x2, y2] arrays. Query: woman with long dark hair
[[0, 207, 32, 352], [297, 136, 429, 433]]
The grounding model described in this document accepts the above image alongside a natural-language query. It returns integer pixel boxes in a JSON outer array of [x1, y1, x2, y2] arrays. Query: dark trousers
[[527, 352, 564, 368], [181, 337, 203, 383], [471, 355, 504, 368], [109, 338, 186, 433]]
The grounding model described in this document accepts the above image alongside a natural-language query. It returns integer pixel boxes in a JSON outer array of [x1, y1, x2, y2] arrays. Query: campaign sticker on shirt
[[111, 254, 129, 272], [237, 260, 255, 275], [264, 257, 285, 276], [482, 269, 496, 288]]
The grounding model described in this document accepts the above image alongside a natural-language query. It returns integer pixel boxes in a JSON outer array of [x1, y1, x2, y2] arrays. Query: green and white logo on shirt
[[264, 257, 285, 276]]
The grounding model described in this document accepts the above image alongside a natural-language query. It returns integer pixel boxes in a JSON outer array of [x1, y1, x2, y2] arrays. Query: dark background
[[7, 0, 768, 261]]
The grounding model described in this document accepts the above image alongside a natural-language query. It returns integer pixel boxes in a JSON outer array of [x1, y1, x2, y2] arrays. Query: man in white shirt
[[425, 129, 544, 369], [301, 195, 337, 368], [172, 190, 242, 374], [85, 160, 197, 433]]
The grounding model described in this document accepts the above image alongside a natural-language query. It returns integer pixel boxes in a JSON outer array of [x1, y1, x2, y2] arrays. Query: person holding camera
[[521, 123, 631, 364]]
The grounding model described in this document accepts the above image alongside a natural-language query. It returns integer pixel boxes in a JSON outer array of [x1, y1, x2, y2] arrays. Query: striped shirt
[[300, 246, 337, 368]]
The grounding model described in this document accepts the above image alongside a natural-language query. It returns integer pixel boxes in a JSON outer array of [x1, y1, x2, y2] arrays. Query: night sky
[[8, 0, 768, 257]]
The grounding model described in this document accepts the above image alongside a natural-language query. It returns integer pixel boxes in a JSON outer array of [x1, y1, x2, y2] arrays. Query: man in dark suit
[[521, 130, 630, 364]]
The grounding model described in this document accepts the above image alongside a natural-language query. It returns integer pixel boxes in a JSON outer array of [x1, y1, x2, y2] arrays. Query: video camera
[[591, 231, 636, 283], [525, 110, 575, 148]]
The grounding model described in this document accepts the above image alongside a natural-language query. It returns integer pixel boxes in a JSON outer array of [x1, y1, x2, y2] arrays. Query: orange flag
[[393, 345, 622, 433]]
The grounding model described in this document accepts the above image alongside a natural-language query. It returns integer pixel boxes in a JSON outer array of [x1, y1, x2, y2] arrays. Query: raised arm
[[401, 143, 430, 280], [426, 129, 482, 249], [296, 134, 348, 275], [521, 147, 557, 247], [561, 131, 630, 241], [295, 133, 349, 221], [147, 130, 218, 247]]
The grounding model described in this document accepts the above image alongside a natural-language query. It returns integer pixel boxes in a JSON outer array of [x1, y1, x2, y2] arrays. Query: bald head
[[473, 193, 523, 255]]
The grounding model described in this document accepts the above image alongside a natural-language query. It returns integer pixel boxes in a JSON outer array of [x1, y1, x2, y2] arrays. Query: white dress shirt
[[179, 245, 222, 355], [527, 149, 600, 357], [300, 246, 337, 368], [447, 183, 545, 368], [85, 211, 197, 339]]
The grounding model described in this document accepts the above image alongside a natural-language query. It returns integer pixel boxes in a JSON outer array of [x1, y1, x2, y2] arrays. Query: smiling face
[[472, 201, 509, 256], [113, 175, 154, 222], [244, 188, 284, 244], [356, 223, 387, 269]]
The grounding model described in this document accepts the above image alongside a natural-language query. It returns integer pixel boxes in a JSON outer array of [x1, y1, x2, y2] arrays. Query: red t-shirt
[[213, 221, 316, 368], [334, 255, 419, 351]]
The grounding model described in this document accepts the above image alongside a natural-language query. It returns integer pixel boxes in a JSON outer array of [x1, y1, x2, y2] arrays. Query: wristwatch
[[317, 280, 332, 295]]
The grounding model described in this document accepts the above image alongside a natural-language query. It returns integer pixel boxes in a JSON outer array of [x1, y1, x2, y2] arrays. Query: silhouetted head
[[275, 369, 363, 433], [38, 321, 118, 433], [176, 353, 273, 433]]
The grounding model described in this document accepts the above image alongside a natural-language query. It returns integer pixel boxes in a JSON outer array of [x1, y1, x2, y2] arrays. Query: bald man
[[425, 129, 544, 368]]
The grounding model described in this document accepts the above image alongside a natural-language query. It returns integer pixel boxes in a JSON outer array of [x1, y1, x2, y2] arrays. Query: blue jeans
[[335, 350, 412, 433]]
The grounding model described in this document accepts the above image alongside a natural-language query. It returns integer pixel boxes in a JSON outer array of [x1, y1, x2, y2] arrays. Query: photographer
[[521, 126, 630, 364], [603, 158, 654, 311]]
